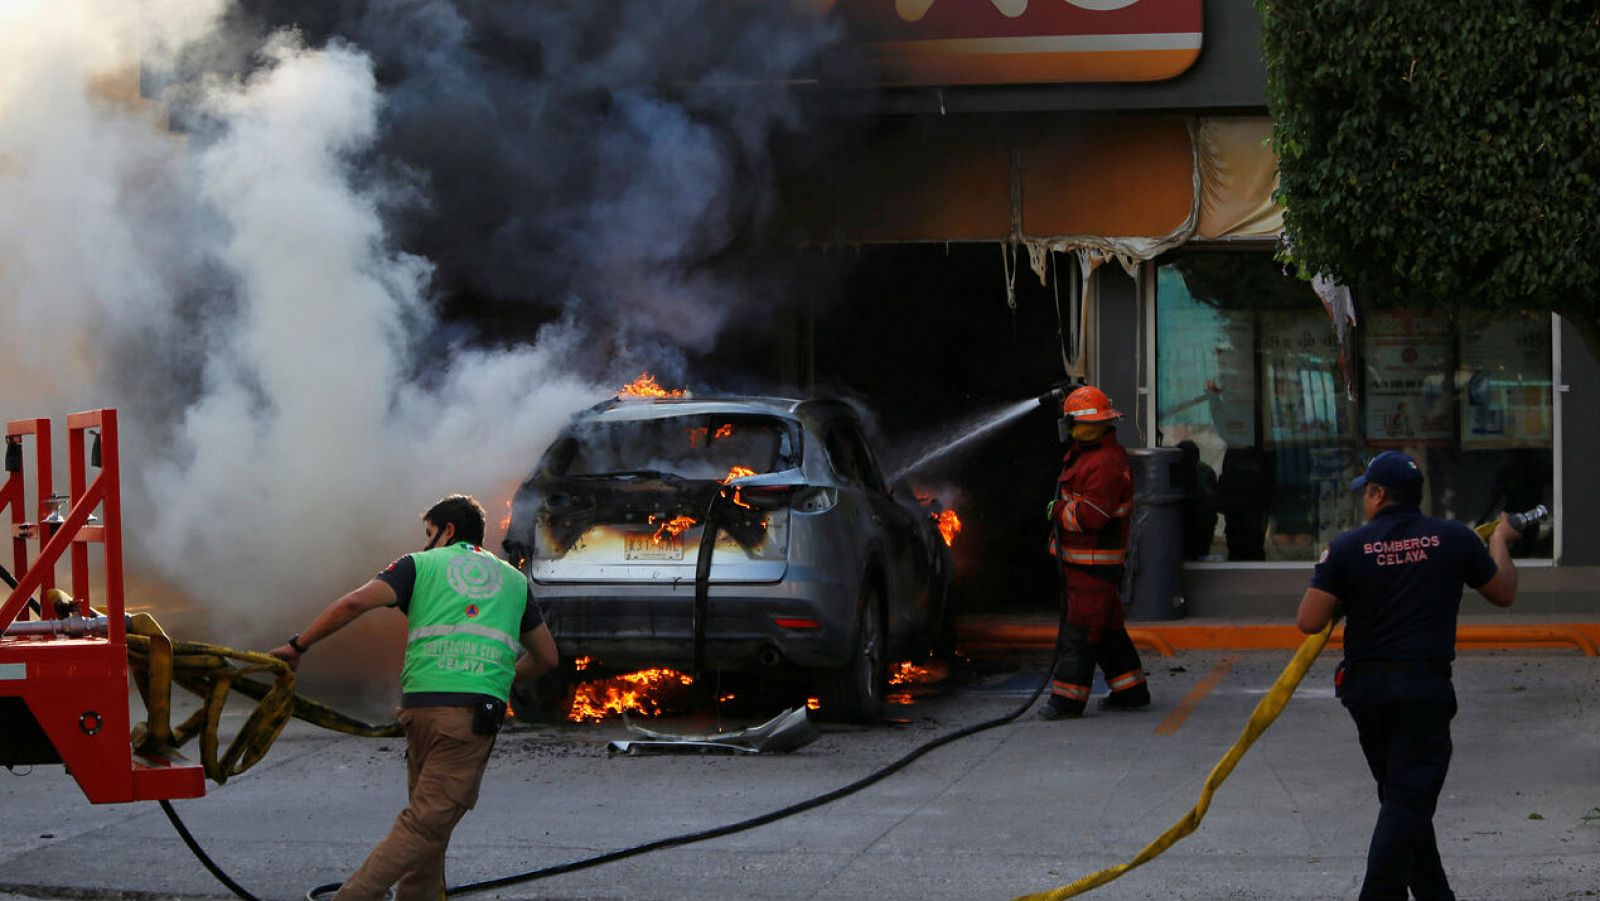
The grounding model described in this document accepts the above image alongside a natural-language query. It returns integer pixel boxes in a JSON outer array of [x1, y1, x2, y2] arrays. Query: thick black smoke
[[179, 1, 854, 371]]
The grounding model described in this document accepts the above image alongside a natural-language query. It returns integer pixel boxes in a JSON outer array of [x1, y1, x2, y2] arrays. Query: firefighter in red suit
[[1039, 385, 1151, 719]]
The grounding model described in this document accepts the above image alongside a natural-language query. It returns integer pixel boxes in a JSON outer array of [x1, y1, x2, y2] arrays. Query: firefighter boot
[[1096, 681, 1151, 711], [1037, 698, 1085, 720]]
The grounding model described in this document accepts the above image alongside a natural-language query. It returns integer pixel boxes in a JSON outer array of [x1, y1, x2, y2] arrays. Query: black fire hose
[[0, 560, 42, 616], [154, 636, 1062, 901], [161, 498, 1068, 901], [691, 487, 726, 689]]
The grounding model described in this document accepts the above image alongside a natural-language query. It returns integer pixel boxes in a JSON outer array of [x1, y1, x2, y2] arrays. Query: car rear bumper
[[532, 576, 857, 671]]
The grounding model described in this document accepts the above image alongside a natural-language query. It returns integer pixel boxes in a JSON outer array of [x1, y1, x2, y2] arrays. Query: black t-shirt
[[1310, 505, 1496, 664], [376, 552, 544, 635]]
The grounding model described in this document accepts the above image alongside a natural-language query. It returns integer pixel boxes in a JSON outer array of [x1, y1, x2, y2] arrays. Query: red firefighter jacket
[[1047, 430, 1134, 574]]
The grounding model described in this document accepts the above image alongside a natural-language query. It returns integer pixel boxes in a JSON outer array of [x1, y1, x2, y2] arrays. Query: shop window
[[1155, 254, 1555, 562]]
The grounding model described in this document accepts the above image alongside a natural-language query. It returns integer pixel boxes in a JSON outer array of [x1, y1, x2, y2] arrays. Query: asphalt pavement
[[2, 648, 1597, 901]]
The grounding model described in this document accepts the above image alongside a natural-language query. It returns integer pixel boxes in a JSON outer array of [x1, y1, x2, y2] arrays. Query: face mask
[[424, 527, 443, 550], [1071, 421, 1112, 443]]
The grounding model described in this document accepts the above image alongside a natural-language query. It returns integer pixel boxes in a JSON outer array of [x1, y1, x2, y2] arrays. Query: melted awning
[[778, 114, 1283, 256]]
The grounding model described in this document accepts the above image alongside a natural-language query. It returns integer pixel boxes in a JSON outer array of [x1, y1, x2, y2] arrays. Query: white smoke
[[0, 1, 604, 642]]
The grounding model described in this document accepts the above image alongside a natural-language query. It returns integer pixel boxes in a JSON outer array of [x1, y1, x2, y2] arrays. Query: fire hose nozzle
[[1507, 504, 1550, 531], [1474, 505, 1551, 543]]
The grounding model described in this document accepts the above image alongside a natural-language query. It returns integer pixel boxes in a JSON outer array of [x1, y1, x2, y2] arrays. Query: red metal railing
[[0, 409, 202, 803]]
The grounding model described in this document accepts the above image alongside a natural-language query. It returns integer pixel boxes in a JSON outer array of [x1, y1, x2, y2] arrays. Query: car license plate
[[624, 532, 684, 561]]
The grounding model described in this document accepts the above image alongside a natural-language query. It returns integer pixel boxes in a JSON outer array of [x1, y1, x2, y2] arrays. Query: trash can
[[1123, 446, 1186, 621]]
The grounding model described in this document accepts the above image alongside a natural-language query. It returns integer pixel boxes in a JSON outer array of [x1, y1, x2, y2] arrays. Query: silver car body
[[504, 396, 952, 674]]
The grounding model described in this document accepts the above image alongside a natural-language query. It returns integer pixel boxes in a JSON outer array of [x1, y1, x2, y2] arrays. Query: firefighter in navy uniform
[[269, 494, 560, 901], [1298, 451, 1519, 900], [1038, 385, 1151, 720]]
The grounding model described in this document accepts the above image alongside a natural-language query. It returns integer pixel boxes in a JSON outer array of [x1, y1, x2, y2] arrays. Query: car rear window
[[540, 413, 802, 481]]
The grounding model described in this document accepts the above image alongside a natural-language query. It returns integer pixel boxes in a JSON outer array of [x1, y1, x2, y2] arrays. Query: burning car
[[503, 392, 954, 722]]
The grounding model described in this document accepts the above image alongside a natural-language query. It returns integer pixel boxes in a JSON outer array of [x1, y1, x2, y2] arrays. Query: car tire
[[819, 583, 885, 723]]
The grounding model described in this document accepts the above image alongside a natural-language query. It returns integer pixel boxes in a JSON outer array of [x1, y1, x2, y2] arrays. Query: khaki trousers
[[334, 706, 496, 901]]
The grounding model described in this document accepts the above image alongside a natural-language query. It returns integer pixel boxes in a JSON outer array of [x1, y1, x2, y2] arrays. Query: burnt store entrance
[[788, 242, 1080, 618]]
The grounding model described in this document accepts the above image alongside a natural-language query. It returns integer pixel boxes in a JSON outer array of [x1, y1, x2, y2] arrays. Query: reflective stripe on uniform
[[1061, 548, 1127, 565], [1059, 493, 1130, 534], [407, 622, 520, 654], [1051, 680, 1090, 701], [1108, 669, 1146, 691]]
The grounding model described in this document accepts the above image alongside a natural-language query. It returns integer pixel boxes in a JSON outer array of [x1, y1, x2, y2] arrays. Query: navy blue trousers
[[1338, 668, 1458, 901]]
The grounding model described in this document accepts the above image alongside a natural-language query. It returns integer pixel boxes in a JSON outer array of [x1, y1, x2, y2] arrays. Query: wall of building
[[1559, 318, 1600, 566]]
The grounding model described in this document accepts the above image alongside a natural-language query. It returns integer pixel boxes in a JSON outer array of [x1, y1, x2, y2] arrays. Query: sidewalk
[[959, 613, 1600, 657]]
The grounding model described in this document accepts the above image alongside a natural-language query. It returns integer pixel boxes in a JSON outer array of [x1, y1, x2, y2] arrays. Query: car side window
[[825, 424, 887, 494]]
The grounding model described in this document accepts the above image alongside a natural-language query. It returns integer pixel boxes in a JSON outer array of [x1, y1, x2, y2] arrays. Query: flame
[[887, 691, 914, 706], [648, 514, 697, 543], [805, 696, 821, 711], [714, 423, 734, 439], [888, 660, 942, 686], [721, 466, 757, 483], [720, 466, 758, 510], [914, 492, 962, 547], [499, 498, 512, 532], [566, 668, 695, 722], [618, 371, 686, 399], [573, 655, 593, 672]]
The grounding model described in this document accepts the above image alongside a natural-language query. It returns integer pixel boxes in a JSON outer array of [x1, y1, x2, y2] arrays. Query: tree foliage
[[1258, 0, 1600, 349]]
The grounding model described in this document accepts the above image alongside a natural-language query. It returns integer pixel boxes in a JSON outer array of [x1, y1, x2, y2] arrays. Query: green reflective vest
[[400, 542, 527, 700]]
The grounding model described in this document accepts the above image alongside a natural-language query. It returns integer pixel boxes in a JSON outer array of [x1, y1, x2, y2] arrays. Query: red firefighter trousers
[[1049, 565, 1148, 714]]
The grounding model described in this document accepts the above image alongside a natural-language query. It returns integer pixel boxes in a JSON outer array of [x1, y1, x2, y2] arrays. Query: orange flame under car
[[618, 371, 686, 399], [889, 660, 943, 686], [567, 668, 695, 722]]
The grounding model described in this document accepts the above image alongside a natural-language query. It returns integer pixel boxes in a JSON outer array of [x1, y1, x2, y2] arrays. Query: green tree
[[1258, 1, 1600, 352]]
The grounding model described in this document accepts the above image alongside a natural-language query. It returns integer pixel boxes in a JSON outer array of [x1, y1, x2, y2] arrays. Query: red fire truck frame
[[0, 409, 203, 803]]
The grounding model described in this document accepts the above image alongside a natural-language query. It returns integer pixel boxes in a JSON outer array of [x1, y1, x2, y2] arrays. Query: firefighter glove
[[1045, 499, 1059, 520]]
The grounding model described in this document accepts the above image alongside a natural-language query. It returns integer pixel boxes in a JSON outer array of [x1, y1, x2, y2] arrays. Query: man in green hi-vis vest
[[270, 494, 559, 901]]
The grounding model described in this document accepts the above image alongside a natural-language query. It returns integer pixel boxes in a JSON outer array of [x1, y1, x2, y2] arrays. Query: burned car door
[[822, 421, 926, 648]]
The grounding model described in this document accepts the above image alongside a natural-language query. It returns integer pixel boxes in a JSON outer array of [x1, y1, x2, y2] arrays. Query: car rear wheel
[[819, 583, 885, 722]]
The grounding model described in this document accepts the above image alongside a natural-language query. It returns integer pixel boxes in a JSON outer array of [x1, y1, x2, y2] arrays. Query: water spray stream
[[890, 397, 1039, 481]]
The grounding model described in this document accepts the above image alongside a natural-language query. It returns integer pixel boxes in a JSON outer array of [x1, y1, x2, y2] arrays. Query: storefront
[[784, 0, 1598, 618]]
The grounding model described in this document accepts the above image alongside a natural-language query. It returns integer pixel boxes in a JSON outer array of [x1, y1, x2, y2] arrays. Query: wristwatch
[[287, 633, 308, 654]]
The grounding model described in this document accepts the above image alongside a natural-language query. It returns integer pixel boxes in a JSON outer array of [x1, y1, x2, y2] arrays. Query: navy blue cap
[[1350, 450, 1423, 492]]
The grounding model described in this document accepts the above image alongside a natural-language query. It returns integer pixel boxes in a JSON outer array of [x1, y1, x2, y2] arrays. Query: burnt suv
[[503, 395, 953, 721]]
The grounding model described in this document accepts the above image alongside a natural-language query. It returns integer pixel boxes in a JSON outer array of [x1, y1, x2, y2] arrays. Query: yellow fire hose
[[125, 613, 400, 784], [1014, 622, 1334, 901]]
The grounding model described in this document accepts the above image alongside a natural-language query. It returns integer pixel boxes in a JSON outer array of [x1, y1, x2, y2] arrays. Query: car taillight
[[791, 486, 837, 514]]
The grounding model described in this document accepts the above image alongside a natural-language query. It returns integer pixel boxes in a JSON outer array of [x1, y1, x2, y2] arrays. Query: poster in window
[[1259, 309, 1346, 447], [1156, 283, 1256, 446], [1459, 318, 1552, 448], [1363, 313, 1454, 447]]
